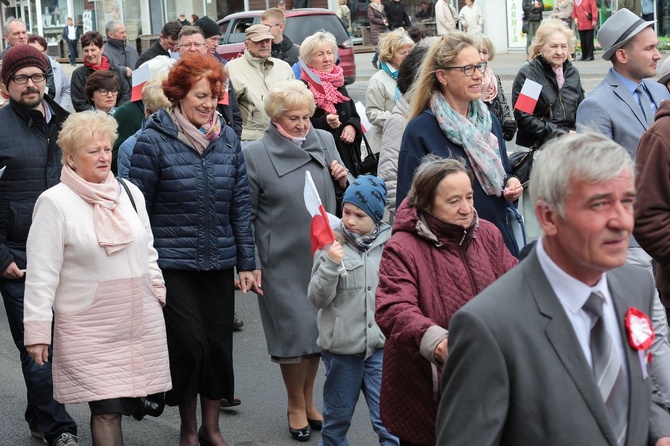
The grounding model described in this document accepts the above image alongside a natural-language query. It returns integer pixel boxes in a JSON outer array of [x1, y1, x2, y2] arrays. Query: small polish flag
[[131, 63, 151, 102], [514, 78, 543, 115], [299, 59, 325, 95], [355, 101, 371, 133], [304, 171, 336, 256]]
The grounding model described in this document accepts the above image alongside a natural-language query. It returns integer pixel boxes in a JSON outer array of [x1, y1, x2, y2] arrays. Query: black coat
[[271, 35, 299, 66], [70, 62, 131, 112], [384, 0, 412, 29], [308, 83, 363, 176], [512, 56, 584, 148], [135, 40, 170, 68], [522, 0, 544, 22], [0, 96, 68, 271]]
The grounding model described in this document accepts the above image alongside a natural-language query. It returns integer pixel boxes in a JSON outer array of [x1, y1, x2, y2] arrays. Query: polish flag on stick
[[300, 59, 326, 95], [131, 62, 151, 102], [304, 172, 348, 276], [514, 78, 543, 115], [355, 101, 372, 133], [304, 171, 335, 255]]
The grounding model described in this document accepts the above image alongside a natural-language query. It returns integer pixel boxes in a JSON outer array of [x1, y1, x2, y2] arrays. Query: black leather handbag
[[357, 134, 379, 177]]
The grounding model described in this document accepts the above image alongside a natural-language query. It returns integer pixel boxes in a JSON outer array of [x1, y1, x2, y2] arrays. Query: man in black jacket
[[102, 19, 139, 85], [261, 8, 299, 65], [522, 0, 544, 56], [135, 21, 181, 68], [0, 44, 79, 446], [384, 0, 412, 30]]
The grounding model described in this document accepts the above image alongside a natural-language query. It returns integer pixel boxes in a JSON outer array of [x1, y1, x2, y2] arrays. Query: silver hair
[[106, 19, 124, 36], [4, 17, 25, 30], [529, 132, 634, 218]]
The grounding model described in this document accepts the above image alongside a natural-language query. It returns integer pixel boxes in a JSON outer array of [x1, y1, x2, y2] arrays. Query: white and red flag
[[131, 62, 151, 102], [514, 78, 543, 115], [355, 101, 372, 133], [300, 59, 326, 95], [304, 171, 336, 255]]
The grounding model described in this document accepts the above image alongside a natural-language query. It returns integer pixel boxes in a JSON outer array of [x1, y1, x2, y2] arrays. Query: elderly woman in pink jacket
[[23, 111, 171, 445]]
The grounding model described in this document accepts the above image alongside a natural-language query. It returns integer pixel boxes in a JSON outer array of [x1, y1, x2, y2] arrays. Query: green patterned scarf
[[430, 93, 506, 196]]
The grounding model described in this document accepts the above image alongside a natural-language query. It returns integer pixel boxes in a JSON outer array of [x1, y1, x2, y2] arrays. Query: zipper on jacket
[[458, 242, 477, 292], [202, 158, 211, 270]]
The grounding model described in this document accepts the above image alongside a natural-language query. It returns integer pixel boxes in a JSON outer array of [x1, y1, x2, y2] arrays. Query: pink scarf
[[301, 64, 350, 115], [553, 65, 565, 90], [171, 106, 221, 155], [60, 165, 134, 255], [480, 67, 498, 103], [273, 121, 309, 146]]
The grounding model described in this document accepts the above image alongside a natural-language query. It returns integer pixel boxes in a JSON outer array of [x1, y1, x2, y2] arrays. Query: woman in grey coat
[[243, 80, 348, 442]]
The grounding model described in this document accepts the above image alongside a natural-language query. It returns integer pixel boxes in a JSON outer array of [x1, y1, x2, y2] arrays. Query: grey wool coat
[[243, 125, 345, 358]]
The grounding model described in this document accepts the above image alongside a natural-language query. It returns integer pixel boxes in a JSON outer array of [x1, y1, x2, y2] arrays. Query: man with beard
[[0, 44, 78, 446]]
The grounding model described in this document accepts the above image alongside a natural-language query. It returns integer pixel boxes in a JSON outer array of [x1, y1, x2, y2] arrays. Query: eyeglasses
[[11, 72, 47, 84], [440, 62, 487, 77], [97, 88, 119, 96], [178, 42, 206, 49], [478, 49, 490, 57]]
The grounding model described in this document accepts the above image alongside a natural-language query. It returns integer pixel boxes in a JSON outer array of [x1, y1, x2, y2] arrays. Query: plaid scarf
[[340, 222, 386, 252]]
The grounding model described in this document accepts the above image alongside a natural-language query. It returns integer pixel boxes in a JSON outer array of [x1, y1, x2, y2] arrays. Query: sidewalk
[[354, 47, 621, 83]]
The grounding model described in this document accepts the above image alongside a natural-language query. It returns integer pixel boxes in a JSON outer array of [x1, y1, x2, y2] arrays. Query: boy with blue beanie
[[308, 175, 398, 446]]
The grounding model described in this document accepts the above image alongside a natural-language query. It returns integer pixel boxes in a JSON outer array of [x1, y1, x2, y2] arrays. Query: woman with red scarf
[[71, 31, 130, 112], [299, 31, 363, 176]]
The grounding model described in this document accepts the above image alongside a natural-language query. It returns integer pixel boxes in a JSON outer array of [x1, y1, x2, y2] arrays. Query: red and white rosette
[[625, 307, 655, 351]]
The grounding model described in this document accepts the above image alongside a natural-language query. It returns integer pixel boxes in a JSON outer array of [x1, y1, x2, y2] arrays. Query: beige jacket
[[226, 51, 295, 141], [435, 0, 457, 35]]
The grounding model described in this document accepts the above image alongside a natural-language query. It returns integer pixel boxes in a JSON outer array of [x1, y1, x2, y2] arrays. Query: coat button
[[367, 286, 372, 291], [368, 323, 372, 328]]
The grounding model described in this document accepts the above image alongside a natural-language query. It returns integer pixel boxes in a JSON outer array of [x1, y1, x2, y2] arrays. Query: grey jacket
[[308, 227, 391, 358], [379, 95, 409, 213]]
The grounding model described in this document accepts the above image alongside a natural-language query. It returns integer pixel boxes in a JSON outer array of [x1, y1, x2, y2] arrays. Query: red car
[[216, 8, 356, 84]]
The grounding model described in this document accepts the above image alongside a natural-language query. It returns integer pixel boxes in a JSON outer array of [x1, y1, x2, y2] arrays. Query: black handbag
[[509, 147, 535, 185], [357, 134, 379, 177]]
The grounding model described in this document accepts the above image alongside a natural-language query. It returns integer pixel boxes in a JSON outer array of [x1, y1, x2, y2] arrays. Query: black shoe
[[307, 418, 323, 431], [585, 56, 594, 61], [30, 425, 47, 444], [288, 414, 311, 441], [220, 397, 241, 409], [233, 314, 244, 331]]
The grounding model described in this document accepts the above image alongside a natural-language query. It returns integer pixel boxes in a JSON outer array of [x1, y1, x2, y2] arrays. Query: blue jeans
[[0, 277, 77, 444], [66, 40, 77, 65], [320, 349, 398, 446]]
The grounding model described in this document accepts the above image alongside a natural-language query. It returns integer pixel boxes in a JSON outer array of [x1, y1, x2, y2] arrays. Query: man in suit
[[576, 8, 668, 160], [436, 132, 670, 446]]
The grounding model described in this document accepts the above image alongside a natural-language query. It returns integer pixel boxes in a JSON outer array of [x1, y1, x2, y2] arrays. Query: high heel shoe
[[287, 413, 312, 441], [307, 418, 323, 431]]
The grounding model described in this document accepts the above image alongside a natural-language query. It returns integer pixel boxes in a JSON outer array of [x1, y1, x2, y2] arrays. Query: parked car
[[216, 8, 356, 84]]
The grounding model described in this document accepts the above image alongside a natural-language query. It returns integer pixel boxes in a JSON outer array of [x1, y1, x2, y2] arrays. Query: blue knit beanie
[[342, 175, 387, 223]]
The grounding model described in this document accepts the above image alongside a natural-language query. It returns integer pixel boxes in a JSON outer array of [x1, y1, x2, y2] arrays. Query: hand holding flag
[[304, 171, 348, 277]]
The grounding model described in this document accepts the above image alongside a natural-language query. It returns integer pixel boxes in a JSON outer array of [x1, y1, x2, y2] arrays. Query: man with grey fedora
[[577, 7, 670, 413]]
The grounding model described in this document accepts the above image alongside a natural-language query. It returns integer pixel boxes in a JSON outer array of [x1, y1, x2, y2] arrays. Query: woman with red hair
[[71, 31, 130, 112], [129, 53, 256, 446]]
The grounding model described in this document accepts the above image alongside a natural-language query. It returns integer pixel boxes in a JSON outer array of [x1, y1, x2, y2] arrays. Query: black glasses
[[11, 72, 47, 84], [440, 62, 487, 77], [97, 88, 119, 96]]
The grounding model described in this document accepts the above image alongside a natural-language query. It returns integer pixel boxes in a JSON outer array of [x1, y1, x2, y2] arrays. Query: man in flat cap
[[0, 44, 79, 446], [226, 24, 294, 144]]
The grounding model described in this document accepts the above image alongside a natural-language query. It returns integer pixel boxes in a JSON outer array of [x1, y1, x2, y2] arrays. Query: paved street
[[1, 48, 668, 445]]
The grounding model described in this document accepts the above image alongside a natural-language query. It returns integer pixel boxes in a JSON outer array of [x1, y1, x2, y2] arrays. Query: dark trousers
[[579, 28, 595, 60], [66, 40, 77, 65], [0, 277, 77, 444]]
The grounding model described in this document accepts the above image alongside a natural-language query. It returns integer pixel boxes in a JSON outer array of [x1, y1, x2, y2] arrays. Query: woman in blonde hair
[[365, 28, 414, 154], [300, 31, 363, 176], [396, 32, 522, 257]]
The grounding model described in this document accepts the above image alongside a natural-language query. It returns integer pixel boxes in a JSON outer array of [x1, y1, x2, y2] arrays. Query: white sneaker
[[54, 432, 79, 446]]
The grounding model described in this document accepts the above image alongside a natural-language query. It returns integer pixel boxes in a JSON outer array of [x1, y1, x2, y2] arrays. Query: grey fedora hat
[[597, 8, 654, 61]]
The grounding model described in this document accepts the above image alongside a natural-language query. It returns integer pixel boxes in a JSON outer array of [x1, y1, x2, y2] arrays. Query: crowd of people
[[3, 2, 670, 446]]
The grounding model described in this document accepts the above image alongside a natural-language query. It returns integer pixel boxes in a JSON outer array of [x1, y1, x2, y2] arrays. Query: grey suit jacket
[[436, 249, 670, 445], [576, 69, 670, 160]]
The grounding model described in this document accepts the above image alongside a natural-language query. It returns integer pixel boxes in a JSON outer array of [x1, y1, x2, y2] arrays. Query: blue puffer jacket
[[129, 108, 256, 272]]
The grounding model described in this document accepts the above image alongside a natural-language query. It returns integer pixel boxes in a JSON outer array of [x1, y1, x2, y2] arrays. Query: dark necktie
[[636, 84, 653, 126], [583, 292, 629, 445]]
